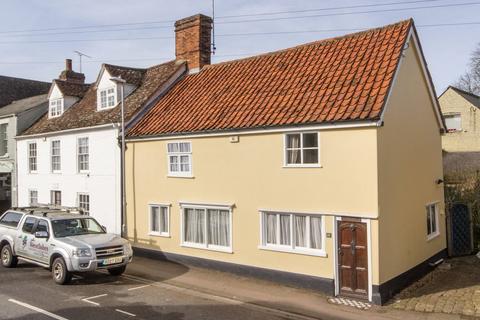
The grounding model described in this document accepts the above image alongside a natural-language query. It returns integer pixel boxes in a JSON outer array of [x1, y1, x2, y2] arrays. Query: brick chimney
[[175, 14, 213, 72], [58, 58, 85, 84]]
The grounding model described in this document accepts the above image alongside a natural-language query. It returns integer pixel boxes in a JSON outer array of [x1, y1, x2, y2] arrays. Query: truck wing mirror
[[34, 231, 49, 239]]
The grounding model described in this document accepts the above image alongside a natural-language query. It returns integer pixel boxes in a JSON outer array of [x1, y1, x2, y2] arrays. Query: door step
[[327, 297, 371, 310]]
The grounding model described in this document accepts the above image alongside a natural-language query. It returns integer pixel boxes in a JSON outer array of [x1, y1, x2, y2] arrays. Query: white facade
[[16, 125, 122, 234]]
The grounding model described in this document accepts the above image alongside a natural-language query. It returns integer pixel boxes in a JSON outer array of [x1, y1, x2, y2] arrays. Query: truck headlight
[[73, 248, 92, 257], [124, 243, 132, 255]]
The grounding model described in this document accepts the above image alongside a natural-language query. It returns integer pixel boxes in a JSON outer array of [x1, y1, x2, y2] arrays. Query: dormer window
[[98, 87, 116, 110], [49, 98, 63, 118]]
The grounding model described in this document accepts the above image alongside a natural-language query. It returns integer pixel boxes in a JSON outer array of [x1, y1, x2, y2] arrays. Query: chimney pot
[[58, 58, 85, 84], [65, 59, 72, 71], [175, 14, 213, 72]]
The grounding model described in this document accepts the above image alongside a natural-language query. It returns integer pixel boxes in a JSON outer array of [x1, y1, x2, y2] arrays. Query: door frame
[[333, 216, 373, 302]]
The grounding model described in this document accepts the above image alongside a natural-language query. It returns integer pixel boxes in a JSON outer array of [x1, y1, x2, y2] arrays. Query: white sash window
[[181, 203, 232, 252], [260, 211, 325, 256]]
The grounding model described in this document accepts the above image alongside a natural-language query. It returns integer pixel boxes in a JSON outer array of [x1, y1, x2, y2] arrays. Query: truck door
[[15, 217, 37, 259], [30, 219, 50, 264]]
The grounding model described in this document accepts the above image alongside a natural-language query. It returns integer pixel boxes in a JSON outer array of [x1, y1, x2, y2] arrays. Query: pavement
[[389, 255, 480, 317], [0, 254, 470, 320]]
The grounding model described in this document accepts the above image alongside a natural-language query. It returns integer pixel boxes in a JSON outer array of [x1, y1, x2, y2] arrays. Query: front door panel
[[338, 220, 368, 299]]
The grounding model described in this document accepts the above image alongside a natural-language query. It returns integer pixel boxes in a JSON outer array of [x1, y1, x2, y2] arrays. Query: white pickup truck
[[0, 207, 133, 284]]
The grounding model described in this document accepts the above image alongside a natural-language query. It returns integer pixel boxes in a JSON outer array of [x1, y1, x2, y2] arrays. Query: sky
[[0, 0, 478, 94]]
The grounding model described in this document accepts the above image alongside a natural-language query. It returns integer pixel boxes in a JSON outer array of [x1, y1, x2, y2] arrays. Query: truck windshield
[[51, 218, 105, 238]]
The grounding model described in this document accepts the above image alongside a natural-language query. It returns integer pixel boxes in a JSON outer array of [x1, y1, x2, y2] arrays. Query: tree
[[455, 43, 480, 96]]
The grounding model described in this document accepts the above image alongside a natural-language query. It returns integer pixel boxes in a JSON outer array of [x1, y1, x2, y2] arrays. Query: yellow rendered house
[[124, 14, 446, 304]]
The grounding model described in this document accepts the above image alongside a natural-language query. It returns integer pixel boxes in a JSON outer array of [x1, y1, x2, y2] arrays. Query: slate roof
[[449, 86, 480, 109], [0, 94, 48, 117], [53, 79, 90, 98], [21, 60, 185, 136], [128, 19, 412, 138], [0, 76, 50, 108]]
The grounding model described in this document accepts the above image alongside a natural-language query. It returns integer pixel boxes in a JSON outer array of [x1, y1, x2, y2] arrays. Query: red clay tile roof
[[21, 60, 184, 136], [128, 19, 412, 137], [54, 79, 90, 98]]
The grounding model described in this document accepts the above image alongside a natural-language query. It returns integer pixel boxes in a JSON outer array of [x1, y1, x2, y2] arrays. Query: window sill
[[52, 171, 62, 174], [0, 154, 9, 159], [167, 174, 194, 179], [283, 164, 322, 168], [427, 232, 440, 242], [181, 242, 232, 254], [78, 171, 90, 175], [148, 232, 170, 238], [258, 245, 327, 257], [28, 171, 38, 174]]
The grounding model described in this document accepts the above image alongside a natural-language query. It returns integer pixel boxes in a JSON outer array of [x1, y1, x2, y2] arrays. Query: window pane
[[286, 150, 301, 164], [179, 142, 191, 152], [310, 216, 322, 249], [294, 215, 307, 247], [279, 214, 291, 245], [303, 149, 318, 164], [0, 212, 22, 227], [432, 207, 437, 233], [167, 143, 179, 153], [170, 156, 178, 172], [184, 208, 204, 244], [0, 124, 8, 156], [151, 207, 159, 232], [286, 134, 301, 149], [36, 220, 48, 233], [180, 155, 190, 172], [160, 207, 168, 233], [303, 133, 318, 148], [445, 114, 461, 132], [265, 213, 277, 245], [22, 217, 36, 233], [29, 190, 38, 206], [427, 207, 432, 235], [208, 209, 230, 247]]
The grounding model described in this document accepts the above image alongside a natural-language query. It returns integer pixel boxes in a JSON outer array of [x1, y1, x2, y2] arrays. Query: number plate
[[102, 257, 123, 266]]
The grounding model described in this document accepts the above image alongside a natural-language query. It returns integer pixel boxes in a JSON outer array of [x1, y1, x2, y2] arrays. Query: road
[[0, 261, 320, 320]]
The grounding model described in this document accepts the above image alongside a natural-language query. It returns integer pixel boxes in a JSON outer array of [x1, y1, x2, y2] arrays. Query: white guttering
[[127, 120, 381, 142], [15, 123, 118, 140]]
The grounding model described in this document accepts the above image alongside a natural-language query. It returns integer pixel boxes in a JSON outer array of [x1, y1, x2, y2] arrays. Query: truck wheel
[[108, 265, 126, 276], [52, 257, 72, 285], [1, 244, 18, 268]]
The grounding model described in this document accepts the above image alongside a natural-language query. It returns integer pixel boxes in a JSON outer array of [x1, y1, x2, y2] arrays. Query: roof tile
[[129, 20, 412, 137]]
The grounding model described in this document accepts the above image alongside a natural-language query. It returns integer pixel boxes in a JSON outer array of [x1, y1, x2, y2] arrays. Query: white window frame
[[426, 202, 440, 241], [0, 123, 8, 157], [259, 210, 326, 257], [77, 137, 89, 173], [167, 141, 193, 178], [444, 113, 462, 133], [283, 132, 321, 167], [28, 189, 38, 206], [49, 98, 64, 118], [148, 203, 170, 237], [77, 193, 90, 215], [180, 202, 233, 253], [28, 142, 37, 173], [50, 140, 61, 173], [97, 86, 117, 110]]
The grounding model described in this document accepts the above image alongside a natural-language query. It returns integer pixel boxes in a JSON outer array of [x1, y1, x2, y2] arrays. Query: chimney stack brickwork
[[59, 58, 85, 84], [175, 14, 213, 71]]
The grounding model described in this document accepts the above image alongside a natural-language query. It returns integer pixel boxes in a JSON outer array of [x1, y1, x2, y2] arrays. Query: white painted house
[[16, 59, 186, 234]]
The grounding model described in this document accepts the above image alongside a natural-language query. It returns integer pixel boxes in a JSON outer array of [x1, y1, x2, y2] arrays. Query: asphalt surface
[[0, 260, 317, 320]]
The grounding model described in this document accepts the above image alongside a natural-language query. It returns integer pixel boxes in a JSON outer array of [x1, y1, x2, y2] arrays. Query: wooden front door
[[337, 220, 368, 299]]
